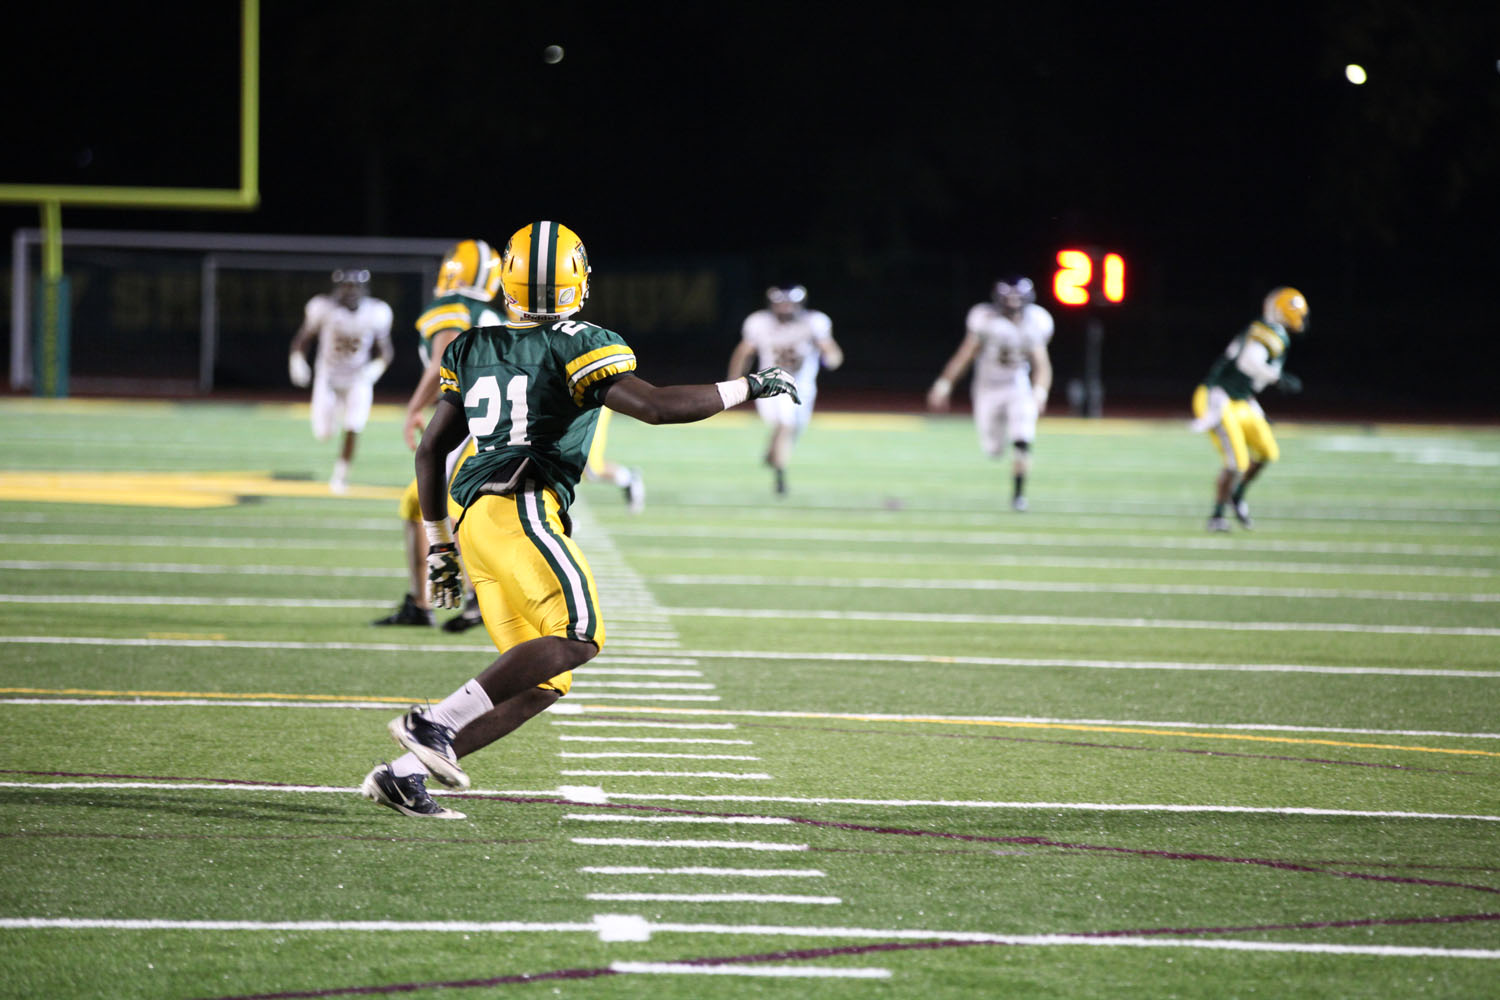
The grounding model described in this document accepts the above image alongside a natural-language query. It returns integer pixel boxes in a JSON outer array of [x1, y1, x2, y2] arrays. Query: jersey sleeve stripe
[[417, 305, 474, 336], [1249, 324, 1285, 357], [566, 348, 637, 404], [438, 365, 460, 396]]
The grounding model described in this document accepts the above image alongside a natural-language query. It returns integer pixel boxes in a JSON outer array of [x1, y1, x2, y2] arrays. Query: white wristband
[[423, 520, 453, 547], [716, 377, 750, 409], [932, 377, 952, 396]]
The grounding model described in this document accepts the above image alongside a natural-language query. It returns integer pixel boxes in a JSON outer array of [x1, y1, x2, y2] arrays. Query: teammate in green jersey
[[374, 239, 503, 631], [1190, 286, 1308, 531], [361, 221, 798, 818]]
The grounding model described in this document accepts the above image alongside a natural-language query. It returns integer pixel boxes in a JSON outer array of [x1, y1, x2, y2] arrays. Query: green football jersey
[[439, 318, 637, 511], [413, 293, 504, 367], [1203, 319, 1290, 400]]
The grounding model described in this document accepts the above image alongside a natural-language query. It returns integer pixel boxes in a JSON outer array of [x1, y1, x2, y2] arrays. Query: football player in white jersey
[[288, 270, 395, 493], [727, 285, 844, 495], [927, 276, 1054, 511]]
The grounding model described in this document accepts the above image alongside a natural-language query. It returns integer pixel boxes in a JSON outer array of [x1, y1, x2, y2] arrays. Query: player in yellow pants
[[1191, 287, 1307, 531]]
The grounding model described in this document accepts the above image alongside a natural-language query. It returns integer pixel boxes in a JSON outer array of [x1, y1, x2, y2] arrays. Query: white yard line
[[600, 795, 1500, 822], [558, 753, 759, 761], [0, 636, 700, 665], [3, 693, 1492, 742], [662, 607, 1500, 638], [673, 648, 1500, 679], [563, 681, 717, 690], [5, 552, 1494, 579], [2, 917, 1497, 960], [553, 721, 738, 730], [571, 837, 808, 851], [1, 781, 1494, 822], [0, 533, 382, 551], [566, 814, 791, 825], [563, 705, 1500, 742], [648, 575, 1500, 604], [609, 962, 884, 977], [580, 866, 825, 877], [0, 559, 402, 579], [564, 694, 722, 702], [559, 737, 753, 745], [589, 893, 841, 905], [560, 770, 769, 780], [605, 523, 1500, 558]]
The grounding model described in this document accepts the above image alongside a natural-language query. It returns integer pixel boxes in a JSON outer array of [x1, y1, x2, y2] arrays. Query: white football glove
[[288, 353, 312, 388]]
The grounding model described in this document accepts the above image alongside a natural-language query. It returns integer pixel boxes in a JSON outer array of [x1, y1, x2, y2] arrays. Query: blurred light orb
[[1345, 64, 1367, 85], [543, 45, 564, 65]]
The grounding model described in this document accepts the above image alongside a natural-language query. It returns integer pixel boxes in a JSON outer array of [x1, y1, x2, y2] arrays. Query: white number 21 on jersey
[[464, 374, 530, 446]]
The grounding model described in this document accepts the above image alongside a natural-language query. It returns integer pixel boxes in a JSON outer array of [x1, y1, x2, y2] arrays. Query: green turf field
[[1, 397, 1497, 999]]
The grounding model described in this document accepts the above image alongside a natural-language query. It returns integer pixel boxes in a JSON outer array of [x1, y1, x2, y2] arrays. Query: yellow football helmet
[[500, 221, 591, 322], [434, 239, 502, 300], [1263, 286, 1309, 334]]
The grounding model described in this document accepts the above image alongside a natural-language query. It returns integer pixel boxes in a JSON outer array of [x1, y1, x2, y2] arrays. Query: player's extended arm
[[414, 399, 470, 608], [726, 339, 757, 381], [403, 329, 463, 450], [927, 332, 980, 411], [602, 370, 798, 426], [1029, 344, 1053, 413]]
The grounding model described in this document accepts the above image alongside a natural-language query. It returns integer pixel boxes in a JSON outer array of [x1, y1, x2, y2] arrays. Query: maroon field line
[[12, 772, 1496, 895], [190, 912, 1500, 1000]]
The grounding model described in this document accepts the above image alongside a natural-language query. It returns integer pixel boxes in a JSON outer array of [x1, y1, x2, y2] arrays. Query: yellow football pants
[[399, 437, 477, 523], [454, 487, 609, 696], [1193, 384, 1280, 473]]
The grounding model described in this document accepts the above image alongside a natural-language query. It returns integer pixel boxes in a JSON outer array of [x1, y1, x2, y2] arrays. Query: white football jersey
[[303, 294, 394, 384], [741, 308, 834, 386], [967, 302, 1054, 391]]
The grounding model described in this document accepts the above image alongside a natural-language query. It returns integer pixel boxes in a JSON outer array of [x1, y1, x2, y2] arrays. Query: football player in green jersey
[[1190, 287, 1308, 532], [361, 221, 798, 818], [373, 240, 503, 631]]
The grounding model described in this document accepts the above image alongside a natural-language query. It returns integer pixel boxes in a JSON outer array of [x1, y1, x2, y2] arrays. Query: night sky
[[4, 3, 1498, 413]]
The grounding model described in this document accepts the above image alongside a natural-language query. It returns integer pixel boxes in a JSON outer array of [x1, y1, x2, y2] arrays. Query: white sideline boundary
[[662, 607, 1500, 638], [4, 633, 1494, 678], [0, 636, 698, 664], [3, 697, 1496, 742], [673, 648, 1500, 680], [4, 693, 1496, 743], [605, 523, 1500, 558], [2, 917, 1498, 960], [1, 782, 1496, 822], [5, 553, 1495, 580], [9, 577, 1499, 605], [649, 574, 1500, 604], [562, 706, 1500, 742]]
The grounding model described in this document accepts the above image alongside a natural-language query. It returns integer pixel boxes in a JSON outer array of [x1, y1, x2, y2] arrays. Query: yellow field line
[[579, 706, 1500, 759], [0, 686, 410, 704]]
